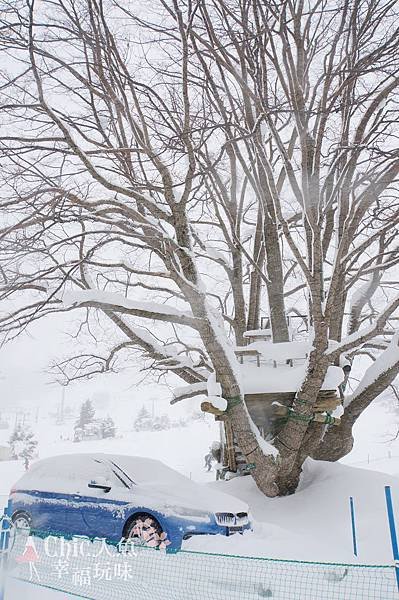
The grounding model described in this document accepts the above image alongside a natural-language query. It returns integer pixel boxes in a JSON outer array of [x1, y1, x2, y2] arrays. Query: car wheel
[[12, 512, 31, 531], [124, 514, 170, 550]]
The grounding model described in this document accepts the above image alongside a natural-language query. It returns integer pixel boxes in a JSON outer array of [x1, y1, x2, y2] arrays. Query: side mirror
[[88, 478, 111, 493]]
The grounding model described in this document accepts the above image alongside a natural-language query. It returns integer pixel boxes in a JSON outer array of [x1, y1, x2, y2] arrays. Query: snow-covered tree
[[134, 407, 154, 432], [101, 416, 116, 439], [152, 414, 171, 431], [134, 408, 171, 432], [9, 425, 38, 461], [1, 1, 399, 496], [75, 400, 96, 431]]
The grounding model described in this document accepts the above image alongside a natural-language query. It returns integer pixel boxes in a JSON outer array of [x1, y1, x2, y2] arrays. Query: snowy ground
[[188, 460, 399, 563], [5, 526, 398, 600], [6, 578, 86, 599]]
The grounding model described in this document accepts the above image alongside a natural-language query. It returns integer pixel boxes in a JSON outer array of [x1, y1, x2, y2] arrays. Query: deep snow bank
[[184, 459, 399, 564]]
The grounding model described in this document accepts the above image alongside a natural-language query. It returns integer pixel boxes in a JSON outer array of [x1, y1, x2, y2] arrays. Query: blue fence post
[[0, 500, 13, 600], [384, 485, 399, 593], [349, 496, 358, 557]]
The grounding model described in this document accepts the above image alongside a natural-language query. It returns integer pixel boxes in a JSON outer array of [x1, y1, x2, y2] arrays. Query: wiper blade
[[94, 458, 131, 489], [109, 460, 136, 486]]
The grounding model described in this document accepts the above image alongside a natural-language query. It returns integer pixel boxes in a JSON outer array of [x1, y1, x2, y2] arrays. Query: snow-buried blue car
[[10, 453, 250, 551]]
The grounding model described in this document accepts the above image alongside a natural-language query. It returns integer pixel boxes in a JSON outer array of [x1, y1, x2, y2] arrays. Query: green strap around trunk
[[226, 395, 243, 411]]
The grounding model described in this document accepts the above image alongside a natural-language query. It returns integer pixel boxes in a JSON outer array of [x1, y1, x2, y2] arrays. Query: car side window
[[20, 456, 96, 494]]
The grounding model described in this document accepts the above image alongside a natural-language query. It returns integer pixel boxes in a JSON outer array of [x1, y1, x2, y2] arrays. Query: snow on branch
[[327, 293, 399, 358], [171, 382, 208, 404], [63, 290, 202, 329], [105, 313, 207, 385], [348, 278, 374, 311], [346, 332, 399, 408]]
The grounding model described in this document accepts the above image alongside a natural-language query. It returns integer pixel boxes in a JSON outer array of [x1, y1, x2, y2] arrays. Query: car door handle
[[72, 495, 81, 500]]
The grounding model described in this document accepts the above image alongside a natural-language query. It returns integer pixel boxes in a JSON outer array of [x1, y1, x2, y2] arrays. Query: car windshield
[[108, 460, 136, 487], [107, 455, 191, 487]]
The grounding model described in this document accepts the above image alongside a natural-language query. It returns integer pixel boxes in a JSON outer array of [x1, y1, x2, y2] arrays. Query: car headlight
[[166, 505, 211, 521]]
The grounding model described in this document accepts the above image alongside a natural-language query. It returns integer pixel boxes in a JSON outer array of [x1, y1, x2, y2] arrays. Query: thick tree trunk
[[274, 343, 330, 493], [277, 422, 326, 494], [193, 307, 279, 496], [256, 150, 290, 343], [277, 463, 303, 496], [247, 205, 265, 332], [172, 208, 279, 497], [247, 266, 263, 332], [329, 284, 346, 342], [263, 217, 290, 342], [228, 402, 278, 497], [314, 359, 399, 462], [231, 247, 248, 345], [312, 423, 354, 462]]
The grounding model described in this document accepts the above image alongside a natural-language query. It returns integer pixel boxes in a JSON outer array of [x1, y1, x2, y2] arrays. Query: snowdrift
[[185, 459, 399, 564]]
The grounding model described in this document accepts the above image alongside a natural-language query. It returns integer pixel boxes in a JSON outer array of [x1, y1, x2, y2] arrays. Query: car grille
[[215, 512, 249, 527]]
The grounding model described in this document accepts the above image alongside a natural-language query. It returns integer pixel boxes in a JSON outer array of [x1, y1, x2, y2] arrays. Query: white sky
[[0, 311, 174, 417]]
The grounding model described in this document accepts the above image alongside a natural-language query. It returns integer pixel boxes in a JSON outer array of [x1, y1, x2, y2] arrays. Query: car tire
[[12, 511, 32, 531], [124, 513, 170, 550]]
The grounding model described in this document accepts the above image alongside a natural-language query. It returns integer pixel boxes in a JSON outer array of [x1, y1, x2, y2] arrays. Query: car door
[[31, 489, 68, 535], [64, 458, 131, 540], [16, 459, 68, 535], [58, 455, 101, 537]]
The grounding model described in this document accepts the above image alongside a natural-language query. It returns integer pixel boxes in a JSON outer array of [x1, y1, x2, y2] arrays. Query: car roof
[[13, 453, 249, 514], [18, 453, 188, 486]]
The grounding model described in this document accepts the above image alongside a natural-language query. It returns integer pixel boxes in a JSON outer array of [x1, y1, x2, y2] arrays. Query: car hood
[[133, 480, 249, 517], [107, 454, 248, 515]]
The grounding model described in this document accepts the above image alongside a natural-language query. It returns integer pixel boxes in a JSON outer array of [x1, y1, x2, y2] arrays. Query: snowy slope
[[341, 395, 399, 471]]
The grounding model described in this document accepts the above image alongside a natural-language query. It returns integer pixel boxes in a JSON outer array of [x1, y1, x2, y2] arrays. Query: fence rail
[[2, 527, 398, 600]]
